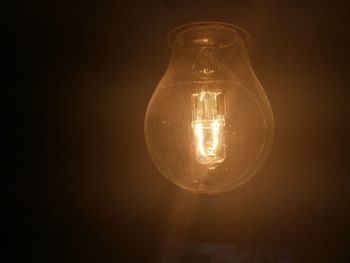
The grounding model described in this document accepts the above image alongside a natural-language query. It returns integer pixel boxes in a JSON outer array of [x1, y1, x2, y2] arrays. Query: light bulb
[[144, 22, 274, 194]]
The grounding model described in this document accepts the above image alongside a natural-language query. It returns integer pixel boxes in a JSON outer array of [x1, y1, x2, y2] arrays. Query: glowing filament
[[191, 91, 226, 165]]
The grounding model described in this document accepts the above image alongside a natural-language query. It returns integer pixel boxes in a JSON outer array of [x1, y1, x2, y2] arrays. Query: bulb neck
[[167, 21, 249, 50], [165, 22, 252, 82]]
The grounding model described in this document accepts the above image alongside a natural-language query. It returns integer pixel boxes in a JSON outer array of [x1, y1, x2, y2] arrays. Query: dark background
[[4, 0, 350, 262]]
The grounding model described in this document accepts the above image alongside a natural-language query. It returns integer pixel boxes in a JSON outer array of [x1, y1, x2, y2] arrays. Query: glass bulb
[[144, 22, 274, 194]]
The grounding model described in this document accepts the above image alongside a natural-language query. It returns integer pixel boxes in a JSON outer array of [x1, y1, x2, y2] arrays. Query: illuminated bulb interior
[[191, 91, 226, 165]]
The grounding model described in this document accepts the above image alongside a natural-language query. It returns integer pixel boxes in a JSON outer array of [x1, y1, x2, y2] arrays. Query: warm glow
[[192, 91, 225, 165]]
